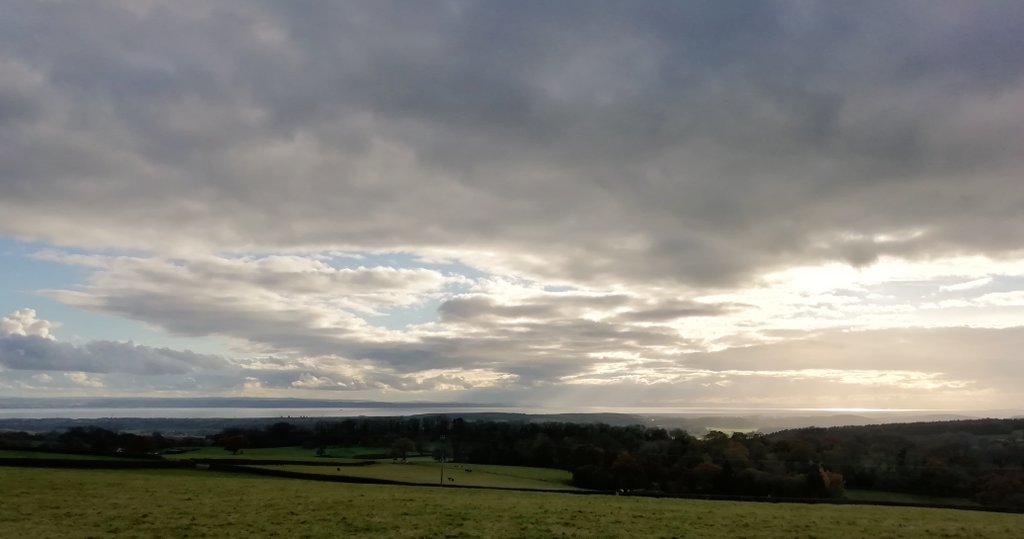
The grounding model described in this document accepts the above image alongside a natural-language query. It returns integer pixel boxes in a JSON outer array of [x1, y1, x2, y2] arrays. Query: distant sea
[[0, 406, 519, 420], [2, 396, 1016, 422], [0, 401, 993, 420], [3, 399, 1019, 436]]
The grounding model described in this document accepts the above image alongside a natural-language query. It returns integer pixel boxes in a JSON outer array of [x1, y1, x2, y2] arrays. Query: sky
[[1, 1, 1023, 411]]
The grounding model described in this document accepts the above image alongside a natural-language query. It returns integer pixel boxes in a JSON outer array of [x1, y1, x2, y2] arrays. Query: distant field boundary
[[1, 457, 1020, 514], [188, 458, 376, 467], [208, 462, 423, 485], [0, 448, 164, 459], [207, 461, 602, 493], [0, 458, 183, 469]]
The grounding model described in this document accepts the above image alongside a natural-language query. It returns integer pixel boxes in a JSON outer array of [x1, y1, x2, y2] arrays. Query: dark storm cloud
[[0, 1, 1022, 285]]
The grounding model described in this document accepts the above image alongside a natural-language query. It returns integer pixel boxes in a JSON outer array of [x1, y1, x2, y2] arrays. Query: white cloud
[[1, 309, 57, 339], [0, 309, 230, 375], [290, 373, 342, 390], [65, 372, 104, 388], [940, 276, 993, 292], [975, 290, 1024, 307], [241, 377, 264, 392]]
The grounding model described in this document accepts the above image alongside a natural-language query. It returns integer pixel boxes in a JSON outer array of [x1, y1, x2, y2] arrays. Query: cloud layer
[[0, 250, 1017, 408], [1, 2, 1023, 408], [1, 2, 1023, 286]]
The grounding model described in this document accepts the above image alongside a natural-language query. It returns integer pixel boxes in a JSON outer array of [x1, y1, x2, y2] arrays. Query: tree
[[569, 443, 605, 471], [611, 452, 646, 490], [572, 464, 614, 490], [390, 437, 416, 462], [120, 433, 156, 454], [804, 464, 844, 498], [974, 471, 1024, 509], [222, 434, 249, 455]]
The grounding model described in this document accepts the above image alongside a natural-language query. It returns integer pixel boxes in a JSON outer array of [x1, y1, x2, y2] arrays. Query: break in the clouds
[[1, 1, 1023, 409]]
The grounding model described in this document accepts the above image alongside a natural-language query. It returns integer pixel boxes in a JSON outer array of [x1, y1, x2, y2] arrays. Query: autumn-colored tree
[[222, 434, 249, 455]]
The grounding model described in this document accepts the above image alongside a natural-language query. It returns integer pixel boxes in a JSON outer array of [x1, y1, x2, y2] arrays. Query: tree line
[[213, 416, 1024, 507], [2, 416, 1021, 508]]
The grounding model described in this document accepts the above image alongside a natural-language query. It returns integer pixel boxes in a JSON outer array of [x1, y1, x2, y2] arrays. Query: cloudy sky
[[2, 1, 1023, 411]]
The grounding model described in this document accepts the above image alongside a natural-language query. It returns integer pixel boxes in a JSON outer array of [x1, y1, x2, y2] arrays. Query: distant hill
[[0, 396, 1017, 435]]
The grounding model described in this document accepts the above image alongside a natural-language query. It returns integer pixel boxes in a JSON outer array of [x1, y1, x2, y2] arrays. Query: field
[[160, 445, 578, 490], [248, 460, 580, 490], [844, 489, 978, 507], [2, 467, 1023, 538], [161, 446, 389, 461], [0, 449, 144, 461]]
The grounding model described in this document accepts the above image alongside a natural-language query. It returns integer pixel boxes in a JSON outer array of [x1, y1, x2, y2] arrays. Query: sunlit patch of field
[[2, 467, 1022, 538]]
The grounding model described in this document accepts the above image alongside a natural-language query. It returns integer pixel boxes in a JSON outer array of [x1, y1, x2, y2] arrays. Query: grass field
[[844, 489, 978, 507], [162, 446, 388, 461], [0, 449, 142, 461], [1, 467, 1022, 538], [249, 461, 580, 490]]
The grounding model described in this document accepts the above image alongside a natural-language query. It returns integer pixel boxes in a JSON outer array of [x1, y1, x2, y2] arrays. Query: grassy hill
[[2, 467, 1021, 538]]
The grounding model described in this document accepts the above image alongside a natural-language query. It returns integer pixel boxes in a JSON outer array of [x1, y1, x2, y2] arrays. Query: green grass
[[248, 461, 581, 490], [845, 489, 978, 506], [1, 467, 1022, 538], [163, 446, 387, 461]]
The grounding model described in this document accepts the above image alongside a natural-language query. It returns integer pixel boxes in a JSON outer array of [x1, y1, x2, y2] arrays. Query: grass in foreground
[[1, 467, 1022, 538]]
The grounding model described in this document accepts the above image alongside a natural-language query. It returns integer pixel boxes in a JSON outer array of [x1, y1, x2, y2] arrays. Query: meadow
[[0, 449, 138, 461], [247, 460, 580, 490], [843, 489, 978, 507], [161, 445, 388, 461], [2, 467, 1022, 539]]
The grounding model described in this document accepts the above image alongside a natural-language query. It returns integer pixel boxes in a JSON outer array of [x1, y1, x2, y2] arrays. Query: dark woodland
[[3, 417, 1022, 509]]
